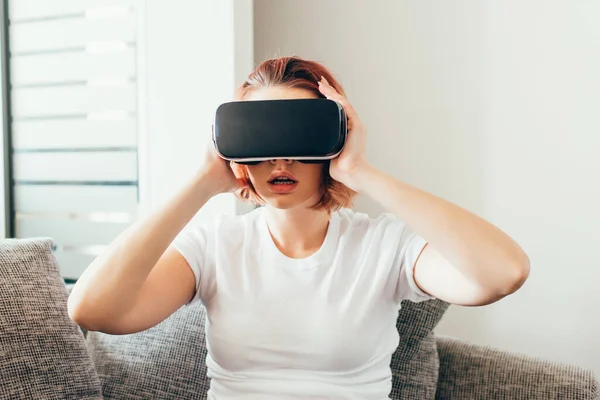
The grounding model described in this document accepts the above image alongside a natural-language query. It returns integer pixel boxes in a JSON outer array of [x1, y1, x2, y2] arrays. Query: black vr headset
[[212, 98, 347, 165]]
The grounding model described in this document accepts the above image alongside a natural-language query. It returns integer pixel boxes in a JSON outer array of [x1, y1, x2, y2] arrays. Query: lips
[[267, 170, 298, 194], [267, 170, 298, 184], [268, 177, 296, 185]]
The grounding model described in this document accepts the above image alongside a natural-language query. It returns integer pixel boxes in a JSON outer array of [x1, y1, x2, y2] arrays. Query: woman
[[69, 57, 530, 399]]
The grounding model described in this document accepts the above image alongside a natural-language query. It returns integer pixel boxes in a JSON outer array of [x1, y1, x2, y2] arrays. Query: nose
[[269, 159, 294, 166]]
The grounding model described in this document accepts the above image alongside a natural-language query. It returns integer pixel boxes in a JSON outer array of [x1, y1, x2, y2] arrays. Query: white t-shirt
[[171, 207, 434, 400]]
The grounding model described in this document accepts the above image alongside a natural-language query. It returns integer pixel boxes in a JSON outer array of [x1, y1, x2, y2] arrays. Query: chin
[[264, 196, 305, 210], [261, 192, 321, 211]]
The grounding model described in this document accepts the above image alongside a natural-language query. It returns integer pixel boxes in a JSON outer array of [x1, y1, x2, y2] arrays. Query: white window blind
[[8, 0, 142, 279]]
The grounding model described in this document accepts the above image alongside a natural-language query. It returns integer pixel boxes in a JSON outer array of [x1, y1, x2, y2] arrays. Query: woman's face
[[242, 86, 325, 210]]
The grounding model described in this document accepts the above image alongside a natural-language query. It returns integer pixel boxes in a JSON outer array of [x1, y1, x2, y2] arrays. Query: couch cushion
[[86, 303, 210, 399], [0, 238, 103, 400], [435, 336, 600, 399], [390, 299, 450, 399], [87, 296, 448, 399]]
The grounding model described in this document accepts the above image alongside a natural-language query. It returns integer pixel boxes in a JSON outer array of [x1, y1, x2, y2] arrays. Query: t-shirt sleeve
[[170, 219, 213, 306], [388, 215, 436, 304]]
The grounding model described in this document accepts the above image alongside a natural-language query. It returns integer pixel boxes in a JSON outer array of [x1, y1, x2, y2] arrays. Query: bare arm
[[352, 165, 530, 306], [68, 148, 241, 334]]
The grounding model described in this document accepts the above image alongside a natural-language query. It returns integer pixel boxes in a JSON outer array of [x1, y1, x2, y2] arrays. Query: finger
[[318, 77, 360, 124], [318, 77, 345, 103], [318, 88, 357, 131]]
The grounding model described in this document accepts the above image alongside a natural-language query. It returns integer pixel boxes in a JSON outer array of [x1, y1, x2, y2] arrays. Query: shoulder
[[180, 207, 262, 240], [335, 209, 413, 251], [208, 207, 263, 238], [336, 208, 407, 235]]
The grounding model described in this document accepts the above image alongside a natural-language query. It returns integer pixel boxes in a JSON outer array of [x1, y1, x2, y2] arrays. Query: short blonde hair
[[234, 56, 356, 212]]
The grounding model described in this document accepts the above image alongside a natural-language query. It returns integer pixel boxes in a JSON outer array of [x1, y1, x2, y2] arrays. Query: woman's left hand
[[318, 77, 369, 191]]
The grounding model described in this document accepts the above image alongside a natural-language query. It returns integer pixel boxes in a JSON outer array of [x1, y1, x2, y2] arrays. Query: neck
[[264, 206, 331, 259]]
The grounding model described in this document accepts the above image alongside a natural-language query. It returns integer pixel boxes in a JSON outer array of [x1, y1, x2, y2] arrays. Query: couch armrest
[[435, 336, 599, 400]]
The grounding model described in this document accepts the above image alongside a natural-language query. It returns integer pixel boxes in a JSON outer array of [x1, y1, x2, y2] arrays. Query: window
[[4, 0, 143, 280]]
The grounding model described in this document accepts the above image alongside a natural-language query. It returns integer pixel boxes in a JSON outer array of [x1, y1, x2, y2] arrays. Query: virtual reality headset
[[212, 98, 347, 165]]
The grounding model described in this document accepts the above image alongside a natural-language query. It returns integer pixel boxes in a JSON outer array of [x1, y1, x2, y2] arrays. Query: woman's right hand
[[199, 143, 247, 195]]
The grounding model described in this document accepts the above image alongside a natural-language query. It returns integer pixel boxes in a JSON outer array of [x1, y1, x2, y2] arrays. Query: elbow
[[67, 296, 94, 331], [511, 250, 531, 292], [460, 253, 530, 307], [498, 252, 531, 297], [67, 294, 106, 332], [67, 292, 133, 335]]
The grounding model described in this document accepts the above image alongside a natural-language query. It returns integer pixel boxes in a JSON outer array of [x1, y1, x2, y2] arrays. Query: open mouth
[[268, 176, 298, 185], [267, 171, 299, 194]]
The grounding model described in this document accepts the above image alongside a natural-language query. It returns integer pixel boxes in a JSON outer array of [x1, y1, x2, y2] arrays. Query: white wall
[[0, 81, 5, 239], [143, 0, 254, 220], [254, 0, 600, 375], [0, 28, 5, 239], [0, 65, 5, 239]]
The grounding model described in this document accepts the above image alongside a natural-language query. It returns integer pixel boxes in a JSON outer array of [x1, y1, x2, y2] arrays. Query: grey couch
[[1, 238, 598, 400]]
